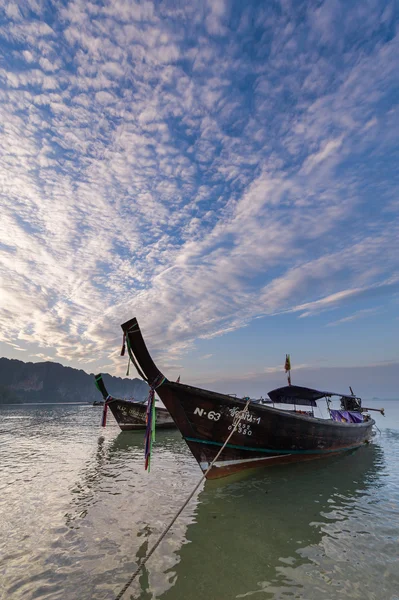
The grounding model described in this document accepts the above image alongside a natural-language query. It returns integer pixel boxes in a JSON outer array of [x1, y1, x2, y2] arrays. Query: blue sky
[[0, 0, 398, 396]]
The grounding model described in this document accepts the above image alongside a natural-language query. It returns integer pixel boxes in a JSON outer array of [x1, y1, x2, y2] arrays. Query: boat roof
[[267, 385, 358, 406]]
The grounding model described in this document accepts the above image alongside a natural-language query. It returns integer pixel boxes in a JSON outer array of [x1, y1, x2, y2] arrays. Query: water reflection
[[2, 405, 398, 600], [160, 444, 387, 600], [65, 429, 194, 528], [60, 428, 395, 600], [62, 428, 200, 599], [64, 432, 390, 600]]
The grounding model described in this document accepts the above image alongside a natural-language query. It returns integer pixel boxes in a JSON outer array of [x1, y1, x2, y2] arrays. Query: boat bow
[[121, 318, 165, 386]]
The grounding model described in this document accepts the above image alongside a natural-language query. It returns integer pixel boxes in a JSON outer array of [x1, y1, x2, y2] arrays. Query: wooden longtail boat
[[94, 373, 176, 431], [121, 318, 377, 479]]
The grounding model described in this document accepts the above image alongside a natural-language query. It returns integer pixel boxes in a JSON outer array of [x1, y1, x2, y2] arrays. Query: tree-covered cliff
[[0, 357, 149, 404]]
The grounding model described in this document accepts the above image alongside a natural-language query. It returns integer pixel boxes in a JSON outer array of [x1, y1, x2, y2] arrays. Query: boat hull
[[120, 317, 375, 479], [108, 399, 176, 431], [156, 382, 374, 479]]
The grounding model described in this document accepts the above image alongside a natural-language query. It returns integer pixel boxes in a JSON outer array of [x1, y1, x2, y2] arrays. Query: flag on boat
[[285, 354, 291, 386]]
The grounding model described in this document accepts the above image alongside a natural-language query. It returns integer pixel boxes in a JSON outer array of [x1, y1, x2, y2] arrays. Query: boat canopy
[[267, 385, 357, 407]]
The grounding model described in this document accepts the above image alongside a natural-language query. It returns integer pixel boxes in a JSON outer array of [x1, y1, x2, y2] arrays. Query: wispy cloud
[[293, 276, 399, 318], [0, 0, 398, 376], [327, 308, 381, 327]]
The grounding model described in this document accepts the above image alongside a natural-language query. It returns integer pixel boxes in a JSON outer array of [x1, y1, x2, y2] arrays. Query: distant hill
[[0, 357, 149, 404]]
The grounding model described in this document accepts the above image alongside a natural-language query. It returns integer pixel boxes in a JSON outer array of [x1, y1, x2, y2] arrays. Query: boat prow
[[94, 373, 176, 431]]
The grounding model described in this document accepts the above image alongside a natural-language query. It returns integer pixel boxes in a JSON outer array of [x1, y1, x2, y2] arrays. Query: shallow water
[[0, 401, 398, 600]]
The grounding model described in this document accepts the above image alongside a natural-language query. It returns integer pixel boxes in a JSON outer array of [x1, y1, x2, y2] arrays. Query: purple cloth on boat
[[330, 410, 363, 423], [348, 411, 364, 423]]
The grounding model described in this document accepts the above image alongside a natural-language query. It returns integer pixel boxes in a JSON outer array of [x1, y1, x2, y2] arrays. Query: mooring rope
[[113, 399, 251, 600]]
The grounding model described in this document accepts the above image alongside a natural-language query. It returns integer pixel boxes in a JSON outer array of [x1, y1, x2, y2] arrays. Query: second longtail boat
[[94, 373, 176, 431], [120, 317, 382, 479]]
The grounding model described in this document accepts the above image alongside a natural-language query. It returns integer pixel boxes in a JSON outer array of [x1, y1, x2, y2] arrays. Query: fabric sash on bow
[[101, 396, 111, 427], [119, 331, 166, 471], [143, 375, 166, 472], [144, 388, 156, 471]]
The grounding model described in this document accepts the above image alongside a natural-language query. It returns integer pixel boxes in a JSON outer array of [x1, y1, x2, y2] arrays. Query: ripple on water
[[1, 404, 399, 600]]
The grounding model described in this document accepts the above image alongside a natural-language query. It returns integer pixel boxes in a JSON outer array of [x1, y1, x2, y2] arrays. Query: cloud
[[301, 136, 344, 174], [94, 90, 116, 104], [8, 344, 27, 352], [326, 308, 382, 327], [292, 276, 399, 318], [0, 0, 398, 377]]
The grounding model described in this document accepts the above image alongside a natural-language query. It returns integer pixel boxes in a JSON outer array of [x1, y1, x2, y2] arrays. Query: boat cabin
[[265, 385, 365, 423]]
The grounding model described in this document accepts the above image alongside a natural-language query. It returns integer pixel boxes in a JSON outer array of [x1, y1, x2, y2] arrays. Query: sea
[[0, 400, 398, 600]]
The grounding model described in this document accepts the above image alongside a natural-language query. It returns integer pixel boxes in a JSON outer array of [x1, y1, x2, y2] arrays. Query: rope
[[113, 399, 251, 600], [125, 332, 148, 382]]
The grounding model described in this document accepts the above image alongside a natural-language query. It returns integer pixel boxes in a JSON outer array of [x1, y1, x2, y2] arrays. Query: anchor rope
[[113, 398, 251, 600]]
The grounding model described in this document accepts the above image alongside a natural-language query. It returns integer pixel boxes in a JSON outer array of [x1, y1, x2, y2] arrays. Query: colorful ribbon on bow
[[101, 395, 111, 427], [144, 387, 156, 471], [143, 375, 166, 472], [119, 329, 165, 471], [120, 333, 126, 356]]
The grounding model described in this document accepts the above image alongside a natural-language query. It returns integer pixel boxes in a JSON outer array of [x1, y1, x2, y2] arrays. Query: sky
[[0, 0, 398, 397]]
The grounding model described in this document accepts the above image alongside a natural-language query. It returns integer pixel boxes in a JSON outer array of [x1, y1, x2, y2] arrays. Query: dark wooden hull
[[155, 382, 374, 478], [108, 399, 176, 431], [94, 372, 176, 432], [121, 318, 375, 479]]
